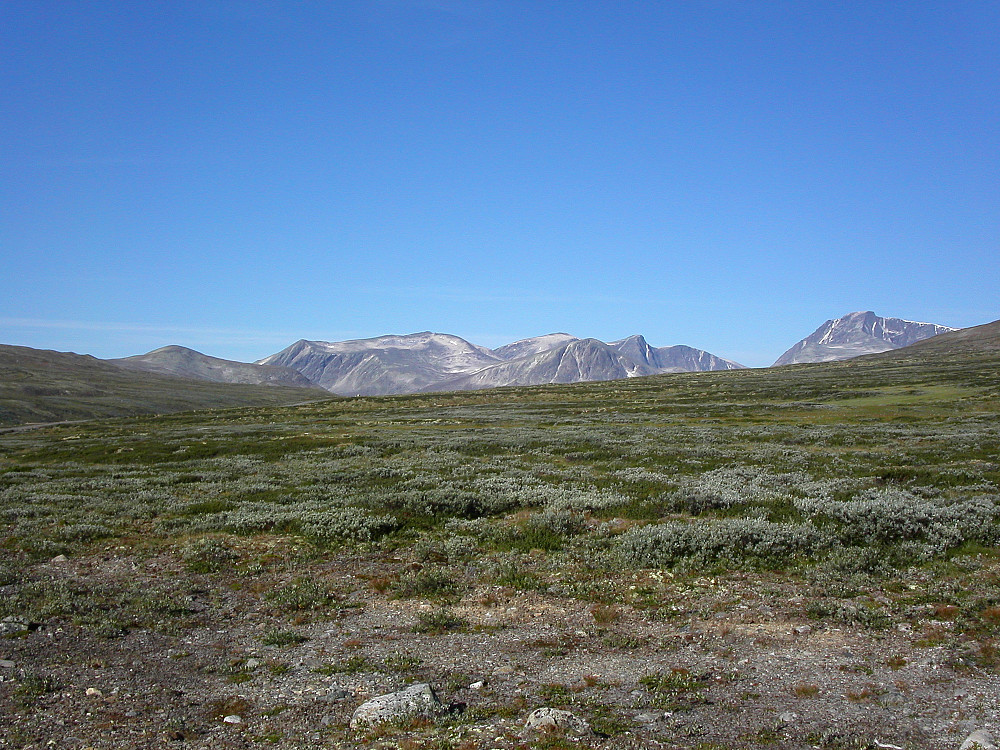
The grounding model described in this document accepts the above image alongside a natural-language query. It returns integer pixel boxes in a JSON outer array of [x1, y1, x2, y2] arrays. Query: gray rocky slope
[[773, 311, 955, 366], [107, 345, 317, 387], [261, 332, 744, 396]]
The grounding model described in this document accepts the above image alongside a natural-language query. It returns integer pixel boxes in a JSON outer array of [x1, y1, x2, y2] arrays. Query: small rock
[[469, 680, 486, 690], [85, 687, 103, 697], [635, 710, 663, 723], [524, 707, 590, 735], [50, 555, 68, 563], [792, 625, 812, 635], [244, 658, 262, 670], [350, 683, 445, 730], [0, 618, 29, 636], [0, 659, 15, 669], [222, 715, 243, 724], [960, 729, 998, 750], [779, 711, 798, 724]]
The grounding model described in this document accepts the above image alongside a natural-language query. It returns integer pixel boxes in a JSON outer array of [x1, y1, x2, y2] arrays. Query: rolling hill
[[0, 344, 331, 427]]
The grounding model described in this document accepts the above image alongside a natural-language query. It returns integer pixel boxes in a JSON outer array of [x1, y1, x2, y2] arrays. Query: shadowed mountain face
[[108, 346, 316, 387], [261, 332, 745, 396], [773, 311, 956, 366]]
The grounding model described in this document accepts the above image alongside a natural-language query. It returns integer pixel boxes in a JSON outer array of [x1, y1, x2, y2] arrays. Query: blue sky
[[2, 1, 997, 367]]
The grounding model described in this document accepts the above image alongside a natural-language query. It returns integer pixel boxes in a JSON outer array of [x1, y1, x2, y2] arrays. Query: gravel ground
[[3, 546, 999, 750]]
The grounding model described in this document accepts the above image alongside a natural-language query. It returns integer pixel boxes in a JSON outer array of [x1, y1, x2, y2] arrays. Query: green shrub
[[617, 517, 831, 569], [413, 607, 468, 634], [393, 568, 463, 601], [299, 507, 400, 544], [180, 536, 238, 573], [261, 628, 307, 647], [266, 577, 338, 611]]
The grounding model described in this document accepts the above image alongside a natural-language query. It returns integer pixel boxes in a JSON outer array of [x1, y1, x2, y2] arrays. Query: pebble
[[244, 658, 262, 670], [85, 688, 102, 697], [222, 715, 243, 724], [50, 555, 68, 563], [778, 711, 797, 724], [792, 625, 812, 635], [469, 680, 486, 690], [0, 659, 15, 669]]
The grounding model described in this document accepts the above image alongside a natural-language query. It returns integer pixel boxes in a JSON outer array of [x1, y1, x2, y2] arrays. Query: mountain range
[[258, 332, 745, 396], [2, 311, 991, 426]]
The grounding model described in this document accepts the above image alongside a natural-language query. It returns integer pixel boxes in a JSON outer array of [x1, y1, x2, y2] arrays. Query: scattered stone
[[778, 711, 798, 724], [350, 683, 445, 730], [635, 710, 663, 723], [792, 625, 812, 635], [0, 659, 15, 669], [50, 555, 68, 563], [524, 707, 590, 735], [222, 715, 243, 724], [244, 658, 262, 670], [85, 687, 103, 698], [0, 618, 29, 636], [960, 729, 998, 750], [469, 680, 486, 690]]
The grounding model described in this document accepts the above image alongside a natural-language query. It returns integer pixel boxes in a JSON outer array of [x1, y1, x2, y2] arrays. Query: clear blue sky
[[2, 1, 997, 367]]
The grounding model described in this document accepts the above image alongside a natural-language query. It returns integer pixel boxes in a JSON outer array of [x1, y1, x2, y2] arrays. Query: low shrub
[[617, 517, 831, 569]]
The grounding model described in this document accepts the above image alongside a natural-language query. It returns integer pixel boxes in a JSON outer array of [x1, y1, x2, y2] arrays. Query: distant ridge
[[773, 311, 955, 366], [261, 331, 744, 396], [0, 344, 331, 427], [108, 345, 316, 387]]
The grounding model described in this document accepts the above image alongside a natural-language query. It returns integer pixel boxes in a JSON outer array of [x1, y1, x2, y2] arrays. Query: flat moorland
[[1, 340, 999, 749]]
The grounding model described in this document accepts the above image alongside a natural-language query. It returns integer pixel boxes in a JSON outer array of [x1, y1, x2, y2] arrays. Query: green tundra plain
[[1, 326, 999, 749]]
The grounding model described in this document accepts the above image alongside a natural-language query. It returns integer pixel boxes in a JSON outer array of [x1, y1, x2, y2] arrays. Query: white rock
[[222, 715, 243, 724], [50, 555, 68, 563], [85, 687, 102, 697], [469, 680, 486, 690], [960, 729, 998, 750], [779, 711, 798, 723], [244, 658, 262, 670], [524, 707, 590, 735], [0, 618, 29, 636], [0, 660, 15, 669], [635, 710, 662, 723], [792, 625, 812, 635], [350, 683, 444, 730]]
